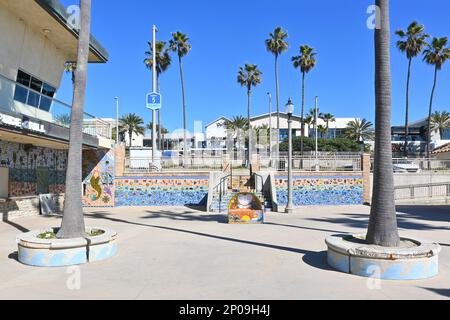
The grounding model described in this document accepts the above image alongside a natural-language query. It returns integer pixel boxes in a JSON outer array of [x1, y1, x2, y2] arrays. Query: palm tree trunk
[[247, 89, 252, 170], [57, 0, 91, 239], [178, 55, 188, 167], [300, 71, 306, 157], [427, 66, 438, 159], [129, 130, 133, 147], [403, 57, 412, 157], [366, 0, 400, 247], [275, 54, 280, 152]]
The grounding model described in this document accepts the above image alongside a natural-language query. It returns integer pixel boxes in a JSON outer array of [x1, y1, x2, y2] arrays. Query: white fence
[[125, 156, 223, 173], [395, 182, 450, 201], [260, 156, 362, 172]]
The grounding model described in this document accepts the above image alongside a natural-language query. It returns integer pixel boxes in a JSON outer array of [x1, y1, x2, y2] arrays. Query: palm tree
[[320, 113, 336, 130], [304, 115, 314, 136], [64, 62, 77, 84], [292, 45, 317, 155], [266, 27, 289, 149], [395, 22, 429, 157], [430, 110, 450, 139], [147, 122, 169, 134], [144, 40, 172, 150], [169, 32, 191, 166], [344, 119, 375, 142], [57, 0, 91, 239], [317, 125, 328, 139], [224, 116, 249, 153], [423, 37, 450, 158], [237, 64, 262, 168], [366, 0, 400, 247], [308, 107, 320, 136], [120, 113, 146, 147]]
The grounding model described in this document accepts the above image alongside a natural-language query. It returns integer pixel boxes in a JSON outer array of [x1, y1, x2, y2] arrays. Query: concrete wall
[[370, 173, 450, 189]]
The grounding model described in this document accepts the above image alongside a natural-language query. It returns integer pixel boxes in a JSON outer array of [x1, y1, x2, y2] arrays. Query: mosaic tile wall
[[275, 175, 364, 206], [82, 150, 115, 207], [0, 141, 67, 197], [115, 176, 209, 207]]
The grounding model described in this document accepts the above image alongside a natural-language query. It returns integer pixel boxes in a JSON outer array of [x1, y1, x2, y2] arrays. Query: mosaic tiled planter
[[17, 227, 117, 267], [326, 234, 441, 280]]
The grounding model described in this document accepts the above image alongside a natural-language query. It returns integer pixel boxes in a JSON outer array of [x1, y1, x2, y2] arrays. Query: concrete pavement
[[0, 205, 449, 300]]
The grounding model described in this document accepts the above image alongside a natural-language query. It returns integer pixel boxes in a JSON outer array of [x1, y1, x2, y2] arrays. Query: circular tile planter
[[17, 227, 117, 267], [325, 234, 441, 280]]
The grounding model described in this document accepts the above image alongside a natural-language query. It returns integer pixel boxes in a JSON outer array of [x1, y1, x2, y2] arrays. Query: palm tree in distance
[[292, 45, 317, 155], [224, 116, 249, 153], [423, 37, 450, 158], [366, 0, 401, 247], [120, 113, 146, 147], [344, 119, 375, 142], [395, 22, 429, 157], [304, 115, 314, 136], [237, 64, 262, 170], [266, 27, 289, 150], [430, 110, 450, 139], [64, 62, 77, 84], [169, 31, 192, 166], [144, 40, 172, 150], [57, 0, 91, 239], [320, 113, 336, 130]]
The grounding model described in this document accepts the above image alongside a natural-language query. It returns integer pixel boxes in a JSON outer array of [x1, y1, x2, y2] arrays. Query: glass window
[[13, 71, 31, 103], [13, 70, 56, 112]]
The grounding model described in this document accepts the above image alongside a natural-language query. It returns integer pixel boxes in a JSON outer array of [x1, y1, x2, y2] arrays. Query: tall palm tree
[[395, 22, 429, 157], [57, 0, 91, 239], [64, 62, 77, 84], [169, 32, 191, 165], [120, 113, 146, 147], [292, 45, 317, 155], [430, 110, 450, 139], [237, 64, 262, 169], [344, 119, 375, 142], [320, 113, 336, 129], [317, 125, 328, 139], [144, 41, 172, 150], [266, 27, 289, 150], [224, 116, 249, 153], [423, 37, 450, 158], [366, 0, 400, 247]]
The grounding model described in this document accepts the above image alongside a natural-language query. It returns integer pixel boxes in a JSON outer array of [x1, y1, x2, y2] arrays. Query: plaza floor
[[0, 204, 449, 300]]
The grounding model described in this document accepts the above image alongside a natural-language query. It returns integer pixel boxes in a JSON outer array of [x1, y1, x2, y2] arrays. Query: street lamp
[[358, 135, 365, 154], [285, 98, 295, 214]]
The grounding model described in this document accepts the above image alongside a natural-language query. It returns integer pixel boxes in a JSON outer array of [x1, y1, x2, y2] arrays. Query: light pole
[[115, 97, 119, 144], [151, 24, 158, 161], [285, 99, 295, 214]]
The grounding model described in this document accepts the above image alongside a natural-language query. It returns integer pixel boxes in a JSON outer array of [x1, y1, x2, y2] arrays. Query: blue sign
[[146, 92, 162, 110]]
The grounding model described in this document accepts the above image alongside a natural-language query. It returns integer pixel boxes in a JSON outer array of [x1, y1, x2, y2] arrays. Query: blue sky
[[58, 0, 450, 133]]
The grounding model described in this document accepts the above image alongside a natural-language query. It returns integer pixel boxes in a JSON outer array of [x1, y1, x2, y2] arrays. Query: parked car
[[393, 160, 422, 173]]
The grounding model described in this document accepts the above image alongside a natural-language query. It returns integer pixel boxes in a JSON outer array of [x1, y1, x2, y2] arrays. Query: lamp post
[[285, 98, 295, 214], [151, 24, 158, 161]]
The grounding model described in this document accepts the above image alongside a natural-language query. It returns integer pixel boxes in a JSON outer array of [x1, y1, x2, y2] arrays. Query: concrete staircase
[[209, 174, 272, 213]]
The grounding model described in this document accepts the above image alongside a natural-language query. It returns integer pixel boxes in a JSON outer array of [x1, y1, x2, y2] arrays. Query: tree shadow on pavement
[[307, 212, 450, 232], [396, 205, 450, 224], [420, 288, 450, 298], [84, 212, 332, 271], [141, 210, 228, 224]]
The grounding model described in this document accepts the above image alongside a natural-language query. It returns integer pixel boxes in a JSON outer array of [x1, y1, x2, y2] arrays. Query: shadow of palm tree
[[141, 210, 228, 223], [420, 287, 450, 298], [84, 212, 330, 271], [307, 211, 450, 231]]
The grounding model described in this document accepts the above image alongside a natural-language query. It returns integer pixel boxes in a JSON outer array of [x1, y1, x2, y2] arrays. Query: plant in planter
[[325, 0, 441, 280], [16, 0, 117, 267]]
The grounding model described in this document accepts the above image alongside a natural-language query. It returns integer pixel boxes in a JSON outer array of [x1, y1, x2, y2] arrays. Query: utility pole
[[152, 25, 158, 161]]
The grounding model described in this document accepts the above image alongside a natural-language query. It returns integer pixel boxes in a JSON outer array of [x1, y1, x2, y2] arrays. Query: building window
[[13, 70, 56, 112], [443, 129, 450, 140]]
